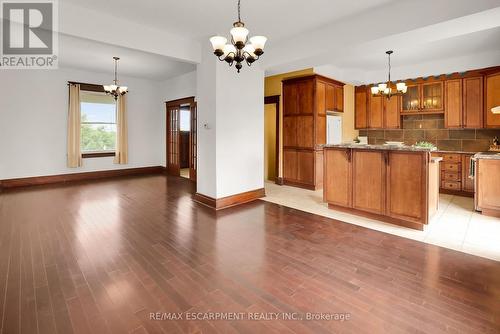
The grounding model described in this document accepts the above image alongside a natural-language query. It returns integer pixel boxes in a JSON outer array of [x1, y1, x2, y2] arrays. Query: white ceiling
[[332, 27, 500, 72], [62, 0, 396, 43], [58, 34, 196, 81], [58, 0, 500, 82]]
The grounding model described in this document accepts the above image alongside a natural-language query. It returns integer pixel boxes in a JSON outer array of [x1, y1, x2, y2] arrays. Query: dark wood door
[[167, 106, 180, 176], [189, 102, 197, 182], [179, 132, 189, 168]]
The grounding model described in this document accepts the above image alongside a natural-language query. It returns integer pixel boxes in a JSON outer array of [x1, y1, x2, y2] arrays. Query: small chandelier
[[371, 51, 407, 98], [103, 57, 128, 100], [209, 0, 267, 73]]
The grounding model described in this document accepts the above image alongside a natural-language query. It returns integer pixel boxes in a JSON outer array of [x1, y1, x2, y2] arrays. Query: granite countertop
[[474, 152, 500, 160], [435, 150, 478, 154], [322, 144, 436, 152]]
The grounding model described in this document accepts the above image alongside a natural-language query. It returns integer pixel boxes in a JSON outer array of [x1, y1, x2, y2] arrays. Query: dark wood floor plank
[[0, 174, 499, 334]]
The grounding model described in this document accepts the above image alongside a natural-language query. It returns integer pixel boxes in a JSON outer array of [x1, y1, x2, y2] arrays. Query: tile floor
[[262, 182, 500, 261]]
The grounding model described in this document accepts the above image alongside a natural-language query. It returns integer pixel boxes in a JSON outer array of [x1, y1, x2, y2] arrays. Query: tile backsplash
[[359, 114, 500, 152]]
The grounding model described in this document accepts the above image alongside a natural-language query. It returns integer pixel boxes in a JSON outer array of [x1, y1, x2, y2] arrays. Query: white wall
[[196, 50, 218, 198], [196, 44, 264, 199], [215, 65, 264, 198], [0, 67, 163, 179]]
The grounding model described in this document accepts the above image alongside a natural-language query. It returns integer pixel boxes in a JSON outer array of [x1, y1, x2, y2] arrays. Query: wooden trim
[[283, 179, 317, 190], [82, 152, 116, 158], [165, 96, 195, 107], [328, 203, 424, 231], [193, 193, 217, 209], [0, 166, 165, 189], [283, 74, 345, 87], [265, 95, 280, 184], [68, 81, 105, 93], [439, 188, 474, 198], [193, 188, 266, 210], [481, 208, 500, 218]]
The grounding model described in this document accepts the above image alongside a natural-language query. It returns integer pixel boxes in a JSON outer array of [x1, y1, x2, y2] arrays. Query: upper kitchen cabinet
[[401, 81, 444, 113], [485, 71, 500, 128], [445, 77, 483, 128], [355, 87, 400, 129], [319, 78, 344, 113], [355, 87, 368, 129]]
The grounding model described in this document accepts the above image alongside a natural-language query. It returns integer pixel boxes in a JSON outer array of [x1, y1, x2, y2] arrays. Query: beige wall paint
[[264, 104, 277, 181], [342, 84, 359, 142]]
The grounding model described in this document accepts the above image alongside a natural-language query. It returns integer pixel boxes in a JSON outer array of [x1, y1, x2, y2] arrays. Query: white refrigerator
[[327, 114, 342, 145]]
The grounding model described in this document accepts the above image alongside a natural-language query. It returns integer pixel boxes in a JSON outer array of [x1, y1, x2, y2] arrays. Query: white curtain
[[114, 94, 128, 164], [67, 84, 82, 168]]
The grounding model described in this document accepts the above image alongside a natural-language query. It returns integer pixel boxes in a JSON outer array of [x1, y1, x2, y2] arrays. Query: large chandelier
[[371, 51, 407, 98], [103, 57, 128, 100], [209, 0, 267, 73]]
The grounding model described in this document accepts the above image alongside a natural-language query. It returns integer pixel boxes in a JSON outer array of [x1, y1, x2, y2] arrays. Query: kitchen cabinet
[[352, 150, 385, 214], [462, 154, 474, 193], [444, 79, 463, 128], [324, 146, 437, 230], [323, 148, 351, 207], [475, 157, 500, 216], [358, 89, 400, 129], [282, 75, 344, 190], [401, 82, 444, 113], [485, 72, 500, 128], [386, 151, 427, 223], [463, 77, 483, 128], [431, 152, 475, 196], [368, 94, 384, 128], [445, 78, 484, 128], [355, 87, 368, 129], [384, 95, 401, 128]]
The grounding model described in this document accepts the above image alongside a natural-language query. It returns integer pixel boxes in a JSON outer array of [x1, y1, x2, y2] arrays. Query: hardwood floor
[[0, 174, 499, 334]]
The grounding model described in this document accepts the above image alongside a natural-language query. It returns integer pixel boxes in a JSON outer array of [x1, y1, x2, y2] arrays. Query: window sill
[[82, 152, 116, 159]]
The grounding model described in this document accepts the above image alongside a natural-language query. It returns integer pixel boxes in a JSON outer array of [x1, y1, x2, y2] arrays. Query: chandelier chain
[[387, 52, 391, 84], [237, 0, 241, 22]]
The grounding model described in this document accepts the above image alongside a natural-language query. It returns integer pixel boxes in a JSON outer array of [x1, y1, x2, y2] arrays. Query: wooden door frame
[[165, 96, 196, 180], [264, 95, 281, 184]]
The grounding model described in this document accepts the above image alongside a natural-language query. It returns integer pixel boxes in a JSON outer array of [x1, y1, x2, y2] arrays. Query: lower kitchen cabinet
[[386, 151, 426, 223], [323, 148, 351, 207], [284, 148, 323, 190], [324, 147, 437, 230], [352, 150, 385, 214], [462, 154, 475, 192]]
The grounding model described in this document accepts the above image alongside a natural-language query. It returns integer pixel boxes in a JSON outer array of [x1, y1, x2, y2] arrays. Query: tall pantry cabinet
[[282, 75, 344, 190]]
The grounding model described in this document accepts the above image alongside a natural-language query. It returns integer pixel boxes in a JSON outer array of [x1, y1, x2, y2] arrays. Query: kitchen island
[[323, 144, 441, 230]]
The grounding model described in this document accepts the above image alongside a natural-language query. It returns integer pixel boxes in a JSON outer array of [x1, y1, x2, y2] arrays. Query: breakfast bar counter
[[323, 144, 440, 230]]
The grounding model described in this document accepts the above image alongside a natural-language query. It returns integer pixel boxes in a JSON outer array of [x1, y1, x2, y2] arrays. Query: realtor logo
[[1, 0, 58, 69]]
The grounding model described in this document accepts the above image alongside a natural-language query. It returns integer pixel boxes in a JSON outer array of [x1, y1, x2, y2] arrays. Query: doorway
[[166, 97, 197, 182], [264, 95, 280, 183]]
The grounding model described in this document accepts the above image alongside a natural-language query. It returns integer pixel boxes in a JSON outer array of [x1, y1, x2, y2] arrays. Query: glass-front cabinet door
[[421, 82, 443, 111], [402, 85, 420, 112]]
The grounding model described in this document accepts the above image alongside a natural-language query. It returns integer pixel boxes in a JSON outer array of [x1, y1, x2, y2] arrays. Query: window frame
[[77, 83, 117, 159]]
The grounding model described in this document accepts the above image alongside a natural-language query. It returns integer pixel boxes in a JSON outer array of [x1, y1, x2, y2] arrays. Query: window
[[80, 91, 117, 155], [179, 106, 190, 131]]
